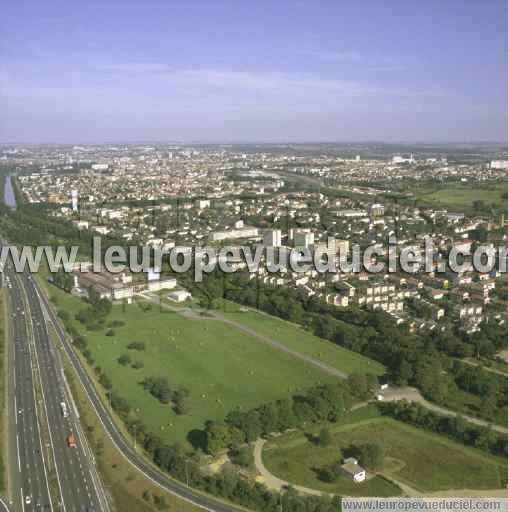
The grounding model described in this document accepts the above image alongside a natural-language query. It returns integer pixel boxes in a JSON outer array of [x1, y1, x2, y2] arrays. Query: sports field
[[263, 412, 508, 494]]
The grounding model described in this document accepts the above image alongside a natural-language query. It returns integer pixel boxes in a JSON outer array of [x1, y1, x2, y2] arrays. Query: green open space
[[44, 283, 349, 446], [220, 305, 385, 377], [59, 334, 201, 512], [263, 413, 508, 494], [414, 183, 508, 213]]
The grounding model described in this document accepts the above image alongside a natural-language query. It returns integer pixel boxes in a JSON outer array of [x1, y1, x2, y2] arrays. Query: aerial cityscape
[[2, 2, 508, 512]]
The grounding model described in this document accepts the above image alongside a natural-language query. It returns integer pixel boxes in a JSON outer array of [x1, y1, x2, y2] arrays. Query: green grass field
[[415, 184, 508, 213], [263, 413, 508, 494], [45, 285, 353, 446], [221, 306, 385, 376]]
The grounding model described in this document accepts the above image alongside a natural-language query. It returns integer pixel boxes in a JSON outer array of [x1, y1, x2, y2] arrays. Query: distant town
[[4, 143, 508, 337]]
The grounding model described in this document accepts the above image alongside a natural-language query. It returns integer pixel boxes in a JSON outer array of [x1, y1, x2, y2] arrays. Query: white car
[[25, 495, 32, 505]]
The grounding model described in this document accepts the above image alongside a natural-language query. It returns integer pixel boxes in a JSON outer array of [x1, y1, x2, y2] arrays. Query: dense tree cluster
[[75, 288, 112, 331], [318, 462, 343, 483], [52, 267, 73, 292], [142, 377, 173, 403], [140, 434, 343, 512], [118, 354, 132, 366], [141, 377, 190, 415], [229, 445, 254, 468], [0, 197, 138, 261], [350, 443, 384, 471], [202, 379, 370, 455], [127, 340, 146, 351]]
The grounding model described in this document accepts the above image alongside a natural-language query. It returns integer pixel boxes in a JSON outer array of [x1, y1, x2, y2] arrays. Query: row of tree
[[141, 377, 190, 415], [379, 401, 508, 459], [203, 377, 372, 455], [182, 270, 508, 408]]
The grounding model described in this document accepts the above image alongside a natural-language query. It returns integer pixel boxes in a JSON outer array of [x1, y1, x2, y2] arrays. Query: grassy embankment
[[263, 406, 508, 495]]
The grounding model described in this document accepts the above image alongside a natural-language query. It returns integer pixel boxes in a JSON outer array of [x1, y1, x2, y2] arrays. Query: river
[[4, 175, 17, 208]]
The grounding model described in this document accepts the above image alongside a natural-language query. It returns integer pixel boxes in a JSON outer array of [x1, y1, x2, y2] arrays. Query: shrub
[[118, 354, 132, 366], [127, 341, 146, 351]]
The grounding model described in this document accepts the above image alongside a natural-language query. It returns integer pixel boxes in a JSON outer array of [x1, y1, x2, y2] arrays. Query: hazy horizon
[[2, 0, 508, 144]]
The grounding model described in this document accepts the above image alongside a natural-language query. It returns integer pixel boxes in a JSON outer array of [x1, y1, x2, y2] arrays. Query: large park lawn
[[221, 306, 385, 377], [45, 284, 352, 446], [263, 414, 508, 494], [415, 184, 508, 213]]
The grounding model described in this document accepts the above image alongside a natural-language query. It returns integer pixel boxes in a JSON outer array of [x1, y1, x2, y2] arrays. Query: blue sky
[[1, 0, 508, 143]]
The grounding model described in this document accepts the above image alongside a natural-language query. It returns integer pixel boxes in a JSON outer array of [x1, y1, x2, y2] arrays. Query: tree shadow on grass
[[187, 429, 207, 451]]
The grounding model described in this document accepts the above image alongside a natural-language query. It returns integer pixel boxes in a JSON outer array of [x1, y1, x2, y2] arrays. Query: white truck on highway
[[60, 401, 69, 418]]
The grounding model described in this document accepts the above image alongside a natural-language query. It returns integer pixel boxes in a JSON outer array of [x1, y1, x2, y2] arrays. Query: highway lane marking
[[47, 320, 109, 511], [57, 336, 220, 512], [15, 275, 56, 512], [16, 434, 21, 472], [37, 277, 231, 512], [26, 276, 105, 512], [0, 497, 11, 512]]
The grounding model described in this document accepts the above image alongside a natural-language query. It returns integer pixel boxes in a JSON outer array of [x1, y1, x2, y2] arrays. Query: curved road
[[253, 439, 321, 496], [380, 387, 508, 435]]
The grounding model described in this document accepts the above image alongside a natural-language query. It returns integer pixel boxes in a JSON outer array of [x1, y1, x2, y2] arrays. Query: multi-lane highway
[[29, 272, 245, 512], [5, 262, 109, 512], [6, 270, 52, 511]]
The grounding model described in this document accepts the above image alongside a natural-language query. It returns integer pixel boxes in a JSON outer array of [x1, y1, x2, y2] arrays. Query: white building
[[341, 460, 366, 483], [263, 229, 282, 247], [168, 289, 192, 302], [491, 160, 508, 170], [211, 227, 259, 241], [91, 163, 109, 171], [195, 199, 211, 209], [370, 203, 385, 217], [392, 154, 415, 164], [71, 190, 79, 212], [293, 230, 314, 248], [147, 278, 177, 292]]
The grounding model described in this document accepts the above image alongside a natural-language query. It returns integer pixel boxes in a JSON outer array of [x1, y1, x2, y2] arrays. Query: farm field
[[263, 414, 508, 494], [44, 283, 349, 447], [220, 305, 385, 376]]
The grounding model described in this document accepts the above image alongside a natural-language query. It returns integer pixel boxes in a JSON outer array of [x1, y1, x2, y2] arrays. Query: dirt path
[[141, 294, 508, 435], [459, 358, 508, 379], [254, 435, 508, 499], [380, 387, 508, 435], [141, 293, 348, 379], [253, 438, 324, 496]]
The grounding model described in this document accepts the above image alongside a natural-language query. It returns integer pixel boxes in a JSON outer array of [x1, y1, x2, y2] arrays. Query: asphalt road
[[0, 497, 11, 512], [17, 270, 109, 512], [6, 269, 52, 512], [31, 276, 245, 512], [5, 262, 109, 512]]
